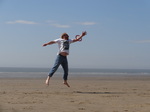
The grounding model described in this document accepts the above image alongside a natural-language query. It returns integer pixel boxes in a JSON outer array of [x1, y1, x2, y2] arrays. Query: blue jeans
[[48, 54, 68, 80]]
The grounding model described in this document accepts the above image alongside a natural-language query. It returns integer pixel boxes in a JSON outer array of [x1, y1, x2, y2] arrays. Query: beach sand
[[0, 75, 150, 112]]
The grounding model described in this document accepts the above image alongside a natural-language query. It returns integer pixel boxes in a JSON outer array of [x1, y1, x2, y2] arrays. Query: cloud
[[52, 24, 70, 28], [46, 20, 70, 28], [78, 22, 96, 25], [46, 20, 96, 28], [133, 40, 150, 43], [6, 20, 38, 24]]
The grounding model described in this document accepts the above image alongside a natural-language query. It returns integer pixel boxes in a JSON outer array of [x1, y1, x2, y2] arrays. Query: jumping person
[[43, 31, 87, 87]]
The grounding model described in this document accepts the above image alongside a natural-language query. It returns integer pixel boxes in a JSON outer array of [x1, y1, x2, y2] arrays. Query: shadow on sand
[[74, 91, 125, 94]]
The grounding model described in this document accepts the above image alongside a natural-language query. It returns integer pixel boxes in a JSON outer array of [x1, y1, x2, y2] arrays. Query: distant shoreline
[[0, 73, 150, 81], [0, 67, 150, 72], [0, 67, 150, 78]]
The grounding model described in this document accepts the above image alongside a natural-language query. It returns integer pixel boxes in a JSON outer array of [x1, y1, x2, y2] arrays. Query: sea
[[0, 67, 150, 78]]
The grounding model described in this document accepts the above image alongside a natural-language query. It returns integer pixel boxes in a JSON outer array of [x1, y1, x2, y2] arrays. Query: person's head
[[61, 33, 69, 40]]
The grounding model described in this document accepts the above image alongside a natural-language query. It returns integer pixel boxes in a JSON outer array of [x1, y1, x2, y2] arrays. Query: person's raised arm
[[73, 31, 87, 42], [43, 41, 56, 47]]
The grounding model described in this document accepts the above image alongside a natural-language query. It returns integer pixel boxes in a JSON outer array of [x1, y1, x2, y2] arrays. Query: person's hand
[[82, 31, 87, 36], [43, 44, 47, 47]]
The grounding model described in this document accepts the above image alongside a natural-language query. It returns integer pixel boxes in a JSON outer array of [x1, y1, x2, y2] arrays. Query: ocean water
[[0, 67, 150, 78]]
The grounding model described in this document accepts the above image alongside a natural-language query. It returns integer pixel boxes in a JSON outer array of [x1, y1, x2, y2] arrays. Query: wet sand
[[0, 75, 150, 112]]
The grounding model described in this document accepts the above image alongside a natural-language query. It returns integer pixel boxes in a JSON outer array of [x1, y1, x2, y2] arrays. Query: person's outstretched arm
[[73, 31, 87, 42], [43, 41, 56, 47]]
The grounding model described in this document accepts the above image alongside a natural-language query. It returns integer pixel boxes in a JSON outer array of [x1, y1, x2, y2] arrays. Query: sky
[[0, 0, 150, 69]]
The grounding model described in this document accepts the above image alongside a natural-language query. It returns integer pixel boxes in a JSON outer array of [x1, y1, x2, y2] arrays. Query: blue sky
[[0, 0, 150, 69]]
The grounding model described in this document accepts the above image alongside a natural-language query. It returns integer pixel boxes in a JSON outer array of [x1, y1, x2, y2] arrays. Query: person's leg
[[46, 55, 62, 85], [61, 56, 68, 80], [61, 56, 70, 87]]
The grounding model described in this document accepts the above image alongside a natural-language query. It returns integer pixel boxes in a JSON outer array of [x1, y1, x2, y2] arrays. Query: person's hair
[[61, 33, 69, 40]]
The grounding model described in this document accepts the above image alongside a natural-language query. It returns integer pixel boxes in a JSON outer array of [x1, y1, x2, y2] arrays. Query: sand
[[0, 75, 150, 112]]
